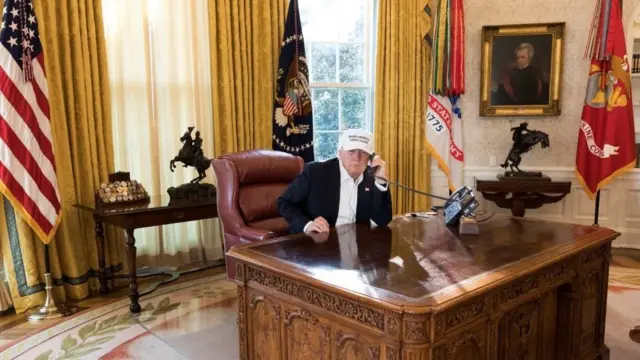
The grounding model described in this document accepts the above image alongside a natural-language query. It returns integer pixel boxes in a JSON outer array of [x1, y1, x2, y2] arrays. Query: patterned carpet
[[606, 266, 640, 360], [0, 273, 238, 360], [0, 268, 639, 359]]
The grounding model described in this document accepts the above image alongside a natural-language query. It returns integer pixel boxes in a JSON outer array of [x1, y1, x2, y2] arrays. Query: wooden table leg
[[94, 217, 108, 295], [511, 195, 526, 217], [125, 228, 141, 313]]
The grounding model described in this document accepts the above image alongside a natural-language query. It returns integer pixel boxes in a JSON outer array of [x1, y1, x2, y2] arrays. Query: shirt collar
[[338, 158, 363, 185]]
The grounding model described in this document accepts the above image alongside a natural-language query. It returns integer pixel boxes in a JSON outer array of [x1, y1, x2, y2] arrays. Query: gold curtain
[[0, 0, 123, 314], [208, 0, 288, 155], [374, 0, 432, 215]]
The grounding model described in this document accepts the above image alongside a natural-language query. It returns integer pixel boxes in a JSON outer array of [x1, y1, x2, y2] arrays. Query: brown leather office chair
[[212, 149, 304, 278]]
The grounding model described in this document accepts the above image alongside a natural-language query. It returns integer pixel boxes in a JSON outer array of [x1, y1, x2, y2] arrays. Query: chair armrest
[[237, 226, 278, 242]]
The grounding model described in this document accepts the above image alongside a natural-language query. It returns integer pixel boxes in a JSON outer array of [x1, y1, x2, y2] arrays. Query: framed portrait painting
[[480, 22, 565, 117]]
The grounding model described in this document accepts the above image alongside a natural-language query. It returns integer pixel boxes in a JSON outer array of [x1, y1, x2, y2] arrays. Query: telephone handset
[[443, 186, 479, 226], [369, 152, 380, 174]]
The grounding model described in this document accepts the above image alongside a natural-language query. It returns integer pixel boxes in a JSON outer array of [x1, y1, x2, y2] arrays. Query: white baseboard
[[430, 165, 640, 249]]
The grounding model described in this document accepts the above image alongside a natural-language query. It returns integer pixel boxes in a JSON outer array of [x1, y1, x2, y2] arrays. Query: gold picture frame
[[480, 22, 565, 117]]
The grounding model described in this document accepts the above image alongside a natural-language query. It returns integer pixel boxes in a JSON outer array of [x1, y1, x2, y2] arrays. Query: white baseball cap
[[339, 129, 374, 154]]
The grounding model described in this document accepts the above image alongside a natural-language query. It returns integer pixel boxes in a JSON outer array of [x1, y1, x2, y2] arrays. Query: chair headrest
[[214, 150, 304, 185]]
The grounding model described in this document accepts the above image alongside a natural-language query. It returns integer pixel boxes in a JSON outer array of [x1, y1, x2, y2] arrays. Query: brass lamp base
[[27, 273, 78, 322]]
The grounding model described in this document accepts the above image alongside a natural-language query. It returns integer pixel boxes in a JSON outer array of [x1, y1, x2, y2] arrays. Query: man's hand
[[309, 231, 330, 243], [371, 154, 387, 180], [306, 216, 330, 233]]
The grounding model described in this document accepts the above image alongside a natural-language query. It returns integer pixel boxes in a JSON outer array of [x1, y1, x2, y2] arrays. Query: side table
[[74, 195, 223, 313], [474, 175, 571, 217]]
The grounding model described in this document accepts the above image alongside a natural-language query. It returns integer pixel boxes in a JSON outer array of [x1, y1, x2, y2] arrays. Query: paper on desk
[[389, 256, 404, 267]]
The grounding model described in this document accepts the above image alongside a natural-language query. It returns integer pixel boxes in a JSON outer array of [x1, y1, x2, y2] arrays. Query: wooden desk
[[74, 195, 223, 313], [228, 215, 618, 360]]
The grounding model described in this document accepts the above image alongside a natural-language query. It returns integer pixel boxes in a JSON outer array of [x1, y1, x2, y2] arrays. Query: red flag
[[0, 0, 61, 243], [576, 0, 636, 200], [449, 0, 465, 96]]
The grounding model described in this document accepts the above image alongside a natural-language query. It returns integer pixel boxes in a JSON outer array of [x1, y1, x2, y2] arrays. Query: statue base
[[167, 183, 216, 203], [458, 215, 480, 235], [498, 172, 550, 182]]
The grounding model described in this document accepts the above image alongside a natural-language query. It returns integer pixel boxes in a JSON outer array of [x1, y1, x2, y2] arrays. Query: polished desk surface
[[228, 214, 618, 308]]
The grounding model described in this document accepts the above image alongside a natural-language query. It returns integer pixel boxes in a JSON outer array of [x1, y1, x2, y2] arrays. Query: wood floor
[[611, 247, 640, 269]]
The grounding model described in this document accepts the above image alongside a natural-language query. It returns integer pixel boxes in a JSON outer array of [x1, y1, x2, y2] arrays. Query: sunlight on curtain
[[101, 0, 223, 267]]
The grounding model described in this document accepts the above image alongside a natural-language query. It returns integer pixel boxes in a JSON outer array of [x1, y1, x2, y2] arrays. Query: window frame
[[301, 0, 378, 161]]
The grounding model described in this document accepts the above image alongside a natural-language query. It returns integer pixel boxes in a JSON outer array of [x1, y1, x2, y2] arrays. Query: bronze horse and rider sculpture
[[170, 126, 211, 184], [501, 122, 550, 176], [167, 127, 216, 202]]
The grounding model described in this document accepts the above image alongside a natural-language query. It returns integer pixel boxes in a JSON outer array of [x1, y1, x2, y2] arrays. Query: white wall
[[431, 0, 640, 248]]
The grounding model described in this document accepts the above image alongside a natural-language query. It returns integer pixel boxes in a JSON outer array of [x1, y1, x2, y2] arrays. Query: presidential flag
[[425, 0, 465, 191], [576, 0, 636, 199], [0, 0, 61, 243], [272, 0, 314, 162]]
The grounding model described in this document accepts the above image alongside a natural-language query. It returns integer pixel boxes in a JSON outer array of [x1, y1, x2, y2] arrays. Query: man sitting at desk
[[277, 129, 393, 233]]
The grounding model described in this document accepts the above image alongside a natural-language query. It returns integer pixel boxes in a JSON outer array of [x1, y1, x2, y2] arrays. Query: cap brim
[[342, 144, 372, 153]]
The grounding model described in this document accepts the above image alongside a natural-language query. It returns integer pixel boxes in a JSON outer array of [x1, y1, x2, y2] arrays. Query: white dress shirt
[[303, 159, 388, 232]]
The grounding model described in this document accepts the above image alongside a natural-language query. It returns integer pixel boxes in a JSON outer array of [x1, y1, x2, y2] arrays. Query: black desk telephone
[[442, 186, 479, 226], [368, 152, 479, 227]]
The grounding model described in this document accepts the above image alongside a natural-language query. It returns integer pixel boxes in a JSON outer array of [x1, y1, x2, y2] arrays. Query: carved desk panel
[[228, 215, 618, 360]]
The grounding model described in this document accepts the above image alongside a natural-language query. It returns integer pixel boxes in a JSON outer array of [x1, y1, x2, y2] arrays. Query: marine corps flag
[[425, 0, 465, 191], [576, 0, 636, 199], [272, 0, 314, 162]]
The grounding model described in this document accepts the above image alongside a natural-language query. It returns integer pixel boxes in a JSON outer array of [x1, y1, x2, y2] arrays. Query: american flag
[[0, 0, 61, 244], [282, 90, 299, 116]]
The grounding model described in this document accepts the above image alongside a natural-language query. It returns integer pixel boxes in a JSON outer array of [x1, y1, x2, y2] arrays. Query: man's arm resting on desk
[[277, 167, 313, 233]]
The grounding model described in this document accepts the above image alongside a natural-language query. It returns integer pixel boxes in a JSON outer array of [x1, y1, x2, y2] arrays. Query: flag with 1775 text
[[424, 0, 465, 191]]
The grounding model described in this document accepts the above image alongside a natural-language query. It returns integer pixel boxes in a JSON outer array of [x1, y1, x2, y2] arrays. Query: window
[[298, 0, 377, 161], [101, 0, 223, 267]]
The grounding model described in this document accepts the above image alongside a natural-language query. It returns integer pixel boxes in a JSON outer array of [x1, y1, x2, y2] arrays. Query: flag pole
[[593, 190, 601, 226], [27, 244, 77, 322]]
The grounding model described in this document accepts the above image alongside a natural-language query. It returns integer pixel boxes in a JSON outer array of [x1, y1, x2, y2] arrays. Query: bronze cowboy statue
[[169, 126, 211, 183], [500, 122, 550, 175]]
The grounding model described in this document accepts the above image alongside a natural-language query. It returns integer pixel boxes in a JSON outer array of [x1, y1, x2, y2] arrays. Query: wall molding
[[430, 165, 640, 249]]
